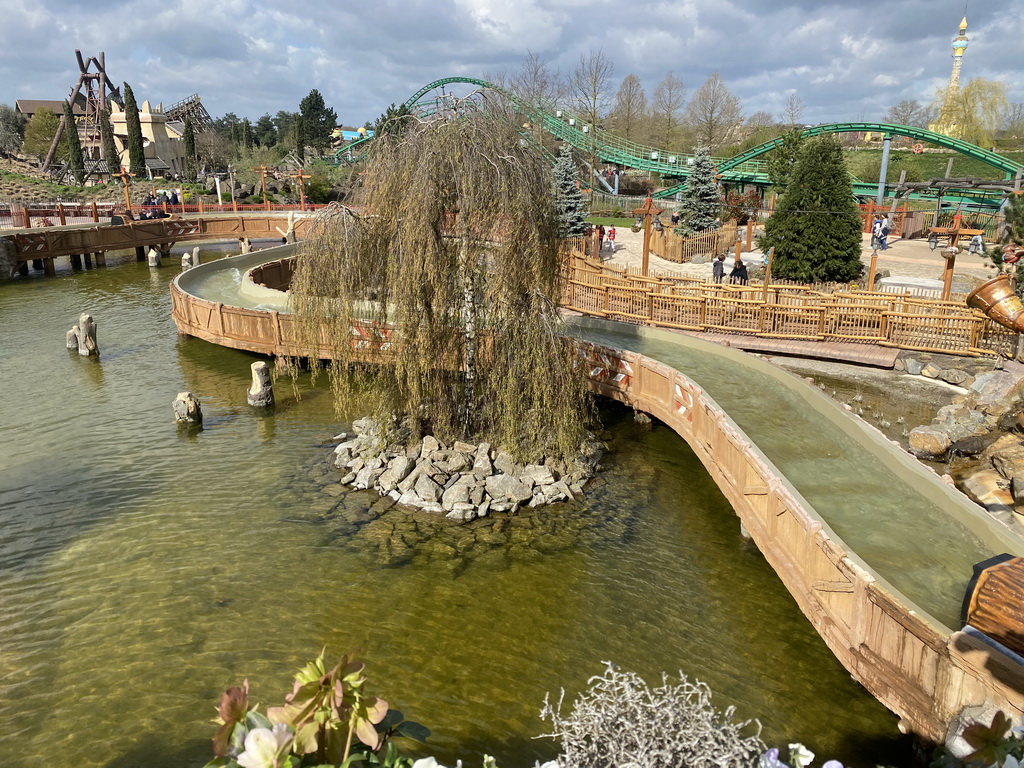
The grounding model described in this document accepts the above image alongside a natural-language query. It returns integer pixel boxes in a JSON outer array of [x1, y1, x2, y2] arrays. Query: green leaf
[[246, 710, 272, 730], [394, 721, 430, 744]]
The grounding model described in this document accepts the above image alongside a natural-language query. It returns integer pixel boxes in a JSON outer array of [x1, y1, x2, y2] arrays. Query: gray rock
[[904, 358, 924, 376], [485, 473, 534, 503], [939, 369, 969, 386], [523, 464, 556, 486], [920, 363, 941, 379], [333, 449, 352, 468], [414, 473, 443, 503], [476, 499, 491, 519], [454, 440, 477, 453], [469, 485, 485, 505], [908, 426, 951, 458], [377, 469, 400, 494], [446, 502, 478, 522], [441, 482, 470, 511], [472, 453, 494, 477], [420, 435, 442, 459], [388, 455, 416, 482], [339, 471, 357, 485], [441, 452, 472, 473], [352, 467, 380, 489], [493, 450, 521, 476]]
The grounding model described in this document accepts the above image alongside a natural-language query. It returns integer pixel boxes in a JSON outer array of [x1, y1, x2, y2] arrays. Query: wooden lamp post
[[255, 164, 271, 211], [633, 195, 664, 277], [290, 167, 311, 211], [112, 166, 135, 216]]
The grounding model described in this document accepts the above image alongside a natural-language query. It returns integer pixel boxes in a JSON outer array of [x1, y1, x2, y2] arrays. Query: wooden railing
[[562, 250, 1018, 358], [646, 221, 739, 263]]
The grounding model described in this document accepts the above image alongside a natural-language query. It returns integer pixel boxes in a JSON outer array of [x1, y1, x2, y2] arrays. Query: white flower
[[236, 724, 293, 768], [412, 759, 448, 768], [789, 743, 815, 768]]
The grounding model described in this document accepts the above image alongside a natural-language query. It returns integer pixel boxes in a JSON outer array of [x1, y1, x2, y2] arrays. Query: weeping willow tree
[[290, 101, 591, 461]]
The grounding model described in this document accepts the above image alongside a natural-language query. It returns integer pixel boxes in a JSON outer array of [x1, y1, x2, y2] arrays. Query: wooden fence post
[[57, 203, 66, 225], [91, 201, 99, 222]]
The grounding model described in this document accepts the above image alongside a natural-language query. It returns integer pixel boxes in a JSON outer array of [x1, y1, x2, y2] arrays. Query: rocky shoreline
[[331, 418, 604, 522]]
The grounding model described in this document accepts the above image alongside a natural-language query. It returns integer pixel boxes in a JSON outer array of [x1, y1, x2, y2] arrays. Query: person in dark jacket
[[729, 258, 748, 285]]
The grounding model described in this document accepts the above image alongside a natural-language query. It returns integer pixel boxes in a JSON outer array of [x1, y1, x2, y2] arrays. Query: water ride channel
[[1, 226, 1022, 768]]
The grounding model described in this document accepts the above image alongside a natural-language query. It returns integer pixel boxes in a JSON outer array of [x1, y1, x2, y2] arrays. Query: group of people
[[592, 224, 617, 256], [712, 254, 748, 284], [871, 214, 891, 251]]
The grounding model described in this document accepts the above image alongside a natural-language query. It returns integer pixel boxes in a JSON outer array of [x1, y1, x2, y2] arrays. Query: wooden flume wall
[[170, 251, 1024, 745]]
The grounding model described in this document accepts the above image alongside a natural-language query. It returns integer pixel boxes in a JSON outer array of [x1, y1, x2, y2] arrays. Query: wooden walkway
[[690, 332, 903, 367]]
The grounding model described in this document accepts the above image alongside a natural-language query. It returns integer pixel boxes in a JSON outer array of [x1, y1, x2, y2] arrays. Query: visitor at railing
[[729, 258, 749, 285]]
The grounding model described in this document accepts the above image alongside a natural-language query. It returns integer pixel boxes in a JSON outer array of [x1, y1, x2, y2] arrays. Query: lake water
[[0, 251, 911, 767]]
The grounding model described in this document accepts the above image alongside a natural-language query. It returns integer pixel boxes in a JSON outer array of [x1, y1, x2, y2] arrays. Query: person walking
[[871, 215, 882, 249], [607, 226, 616, 253], [712, 254, 726, 283], [878, 215, 890, 251]]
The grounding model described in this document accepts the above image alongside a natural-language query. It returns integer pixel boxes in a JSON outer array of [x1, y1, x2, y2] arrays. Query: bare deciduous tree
[[781, 92, 805, 128], [569, 48, 614, 185], [608, 74, 646, 141], [885, 99, 933, 128], [508, 50, 562, 110], [686, 72, 742, 150], [651, 71, 686, 149], [745, 110, 774, 129]]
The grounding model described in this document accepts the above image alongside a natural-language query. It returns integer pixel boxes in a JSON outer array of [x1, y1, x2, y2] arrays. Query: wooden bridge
[[0, 213, 313, 279], [170, 245, 1024, 745]]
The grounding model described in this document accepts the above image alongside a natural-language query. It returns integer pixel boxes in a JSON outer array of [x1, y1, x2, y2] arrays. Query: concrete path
[[598, 224, 997, 290]]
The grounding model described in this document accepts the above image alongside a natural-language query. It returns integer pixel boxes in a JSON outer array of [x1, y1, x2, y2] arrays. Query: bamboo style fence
[[562, 248, 1018, 358]]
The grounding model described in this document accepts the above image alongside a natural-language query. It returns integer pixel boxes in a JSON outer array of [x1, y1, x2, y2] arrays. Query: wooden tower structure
[[42, 50, 122, 172]]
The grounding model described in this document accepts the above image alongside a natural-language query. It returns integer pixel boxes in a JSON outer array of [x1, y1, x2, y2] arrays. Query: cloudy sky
[[2, 0, 1022, 127]]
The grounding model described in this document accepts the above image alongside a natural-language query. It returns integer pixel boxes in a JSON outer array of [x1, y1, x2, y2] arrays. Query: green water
[[571, 324, 1001, 630], [0, 253, 910, 767]]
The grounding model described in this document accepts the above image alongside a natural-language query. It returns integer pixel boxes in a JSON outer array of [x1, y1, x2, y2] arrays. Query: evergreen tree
[[765, 129, 804, 194], [299, 89, 337, 154], [672, 146, 720, 236], [62, 100, 86, 184], [241, 118, 253, 151], [183, 118, 198, 180], [295, 116, 305, 164], [760, 135, 863, 283], [122, 83, 146, 178], [552, 144, 588, 236], [99, 107, 120, 176], [374, 103, 413, 139], [0, 104, 27, 157]]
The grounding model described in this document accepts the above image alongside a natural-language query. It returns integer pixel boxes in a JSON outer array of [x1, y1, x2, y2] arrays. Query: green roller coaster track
[[332, 77, 1024, 206]]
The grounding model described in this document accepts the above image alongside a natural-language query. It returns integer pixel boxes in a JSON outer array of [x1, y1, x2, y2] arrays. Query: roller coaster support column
[[876, 134, 892, 205], [634, 196, 664, 277]]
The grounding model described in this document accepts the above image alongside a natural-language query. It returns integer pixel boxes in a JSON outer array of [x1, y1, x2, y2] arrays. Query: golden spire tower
[[931, 16, 970, 137]]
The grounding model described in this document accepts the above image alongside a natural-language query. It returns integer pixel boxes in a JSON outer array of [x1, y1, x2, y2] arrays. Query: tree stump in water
[[246, 361, 274, 407], [173, 392, 203, 425], [66, 313, 98, 356]]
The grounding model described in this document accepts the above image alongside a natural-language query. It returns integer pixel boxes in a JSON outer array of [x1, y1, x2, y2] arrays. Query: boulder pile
[[331, 418, 603, 522], [909, 364, 1024, 461]]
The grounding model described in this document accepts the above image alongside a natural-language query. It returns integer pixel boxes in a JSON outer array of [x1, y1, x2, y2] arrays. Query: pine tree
[[760, 135, 863, 283], [765, 129, 804, 194], [553, 144, 588, 237], [183, 118, 198, 180], [299, 89, 337, 155], [62, 100, 86, 184], [241, 118, 253, 152], [122, 83, 146, 178], [99, 107, 120, 176], [673, 146, 720, 236]]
